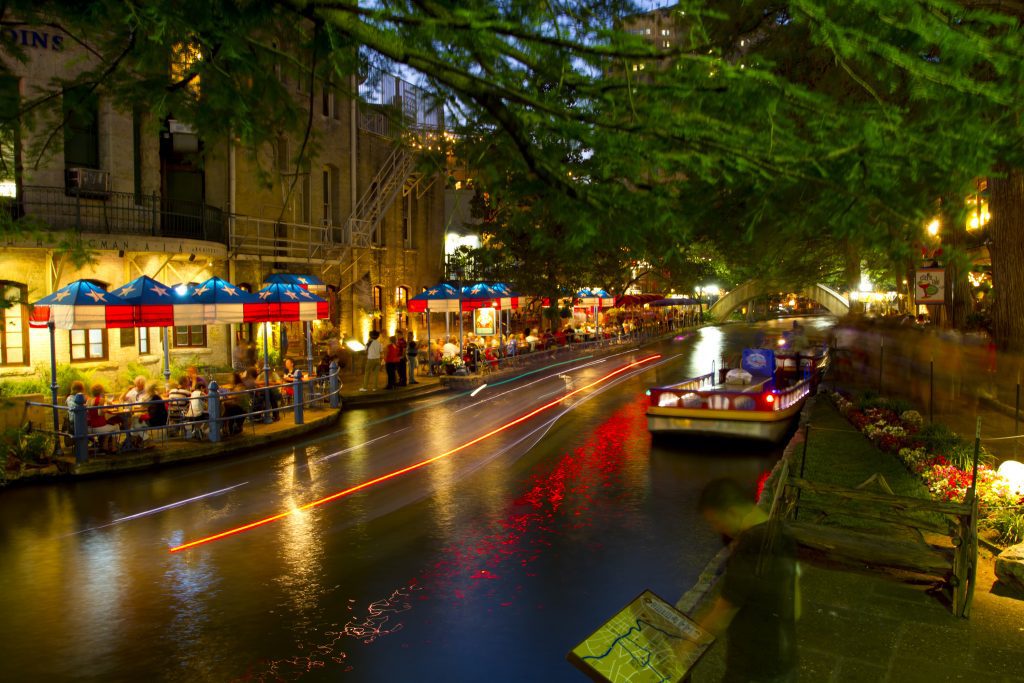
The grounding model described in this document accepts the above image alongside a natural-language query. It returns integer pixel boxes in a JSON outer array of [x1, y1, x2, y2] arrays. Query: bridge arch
[[707, 281, 849, 319]]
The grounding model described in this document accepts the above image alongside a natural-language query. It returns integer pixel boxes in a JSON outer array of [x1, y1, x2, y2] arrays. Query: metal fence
[[19, 185, 227, 243]]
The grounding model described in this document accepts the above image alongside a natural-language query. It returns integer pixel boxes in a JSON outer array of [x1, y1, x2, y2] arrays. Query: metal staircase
[[342, 144, 416, 249]]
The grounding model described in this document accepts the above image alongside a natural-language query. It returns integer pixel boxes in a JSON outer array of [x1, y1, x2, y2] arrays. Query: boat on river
[[646, 346, 829, 443]]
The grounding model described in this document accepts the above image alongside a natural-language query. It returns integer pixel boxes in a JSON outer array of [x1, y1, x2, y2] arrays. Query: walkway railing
[[27, 363, 343, 464]]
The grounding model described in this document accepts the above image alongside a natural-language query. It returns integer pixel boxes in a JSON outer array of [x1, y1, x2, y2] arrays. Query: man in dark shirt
[[694, 478, 800, 682]]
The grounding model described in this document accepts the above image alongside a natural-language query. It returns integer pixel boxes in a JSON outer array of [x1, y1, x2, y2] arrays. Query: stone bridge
[[707, 281, 849, 319]]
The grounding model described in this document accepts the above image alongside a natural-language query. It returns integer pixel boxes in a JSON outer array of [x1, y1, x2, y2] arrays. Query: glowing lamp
[[998, 460, 1024, 496], [926, 218, 940, 236], [765, 393, 775, 404], [344, 339, 366, 352]]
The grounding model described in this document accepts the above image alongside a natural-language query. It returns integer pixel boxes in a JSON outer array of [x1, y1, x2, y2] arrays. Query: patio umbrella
[[263, 274, 326, 373], [407, 284, 461, 313], [30, 279, 134, 330], [489, 282, 522, 337], [575, 288, 614, 333], [112, 275, 177, 382], [460, 283, 503, 311], [264, 273, 325, 290], [173, 276, 268, 325], [409, 284, 463, 354], [30, 280, 134, 437], [649, 297, 700, 306], [615, 293, 664, 308], [255, 283, 330, 387]]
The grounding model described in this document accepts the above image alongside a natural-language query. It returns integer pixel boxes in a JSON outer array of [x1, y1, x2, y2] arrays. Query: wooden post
[[970, 417, 981, 496]]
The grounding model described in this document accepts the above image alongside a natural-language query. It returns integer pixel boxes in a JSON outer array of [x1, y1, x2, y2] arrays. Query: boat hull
[[646, 401, 804, 443]]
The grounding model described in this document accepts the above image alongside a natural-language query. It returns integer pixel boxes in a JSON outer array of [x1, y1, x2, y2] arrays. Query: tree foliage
[[5, 1, 1024, 333]]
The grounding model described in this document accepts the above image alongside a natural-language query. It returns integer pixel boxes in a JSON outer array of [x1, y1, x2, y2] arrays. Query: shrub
[[987, 506, 1024, 545], [1, 425, 52, 466], [900, 410, 924, 430], [858, 393, 912, 415], [115, 360, 154, 390], [917, 422, 961, 456]]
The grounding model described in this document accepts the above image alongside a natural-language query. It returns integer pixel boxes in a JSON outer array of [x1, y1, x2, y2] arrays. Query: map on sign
[[567, 590, 714, 683]]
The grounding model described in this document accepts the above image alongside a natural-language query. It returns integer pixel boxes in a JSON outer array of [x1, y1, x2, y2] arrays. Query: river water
[[0, 317, 833, 682]]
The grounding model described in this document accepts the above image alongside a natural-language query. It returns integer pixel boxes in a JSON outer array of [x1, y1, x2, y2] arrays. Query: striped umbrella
[[111, 275, 176, 326], [29, 279, 134, 329], [173, 276, 268, 325], [255, 282, 329, 321], [407, 284, 462, 313], [264, 273, 325, 291]]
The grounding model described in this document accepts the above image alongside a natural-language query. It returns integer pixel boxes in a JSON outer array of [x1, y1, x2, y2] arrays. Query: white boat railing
[[774, 378, 811, 411], [666, 373, 715, 392]]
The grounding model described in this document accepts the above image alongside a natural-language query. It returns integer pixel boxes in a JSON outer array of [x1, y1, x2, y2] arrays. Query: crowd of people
[[356, 312, 694, 390], [65, 357, 340, 453]]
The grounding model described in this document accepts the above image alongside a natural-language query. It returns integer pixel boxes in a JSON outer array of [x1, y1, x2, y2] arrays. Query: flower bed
[[829, 390, 1024, 545]]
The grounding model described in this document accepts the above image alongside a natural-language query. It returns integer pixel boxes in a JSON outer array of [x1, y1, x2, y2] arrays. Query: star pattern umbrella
[[460, 282, 503, 311], [407, 284, 462, 313], [255, 283, 330, 321], [173, 276, 268, 325], [29, 279, 134, 329], [264, 273, 324, 291], [111, 275, 176, 326], [575, 288, 615, 308]]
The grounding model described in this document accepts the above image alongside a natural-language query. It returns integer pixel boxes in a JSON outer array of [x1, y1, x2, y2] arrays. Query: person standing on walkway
[[689, 478, 800, 683], [396, 330, 408, 386], [384, 335, 402, 389], [406, 333, 420, 384], [360, 330, 382, 392]]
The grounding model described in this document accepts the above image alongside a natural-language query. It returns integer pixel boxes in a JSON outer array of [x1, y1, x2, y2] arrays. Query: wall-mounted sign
[[474, 307, 496, 336], [2, 29, 65, 52], [915, 268, 945, 304]]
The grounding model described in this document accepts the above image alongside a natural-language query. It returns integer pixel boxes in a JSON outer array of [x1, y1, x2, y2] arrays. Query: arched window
[[0, 281, 28, 366], [395, 285, 409, 307]]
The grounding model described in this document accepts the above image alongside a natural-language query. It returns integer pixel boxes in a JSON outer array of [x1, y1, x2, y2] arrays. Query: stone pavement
[[689, 547, 1024, 682], [684, 332, 1024, 681]]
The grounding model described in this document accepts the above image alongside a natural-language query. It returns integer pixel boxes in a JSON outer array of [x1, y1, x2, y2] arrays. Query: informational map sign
[[567, 590, 714, 683], [915, 268, 945, 304]]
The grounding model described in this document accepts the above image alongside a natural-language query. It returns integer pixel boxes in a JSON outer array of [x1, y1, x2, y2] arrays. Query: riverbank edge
[[8, 408, 343, 485], [674, 399, 814, 617]]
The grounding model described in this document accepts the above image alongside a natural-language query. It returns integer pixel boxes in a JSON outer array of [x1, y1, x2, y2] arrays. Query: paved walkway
[[690, 548, 1024, 682], [684, 330, 1024, 681]]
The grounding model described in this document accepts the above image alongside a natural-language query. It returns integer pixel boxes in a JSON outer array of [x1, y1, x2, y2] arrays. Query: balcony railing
[[18, 185, 227, 244]]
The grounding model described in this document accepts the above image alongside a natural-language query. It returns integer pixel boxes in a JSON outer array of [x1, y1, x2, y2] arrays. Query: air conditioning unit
[[65, 168, 111, 198]]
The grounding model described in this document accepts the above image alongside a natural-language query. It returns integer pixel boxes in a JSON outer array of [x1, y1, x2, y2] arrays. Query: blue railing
[[27, 364, 342, 464]]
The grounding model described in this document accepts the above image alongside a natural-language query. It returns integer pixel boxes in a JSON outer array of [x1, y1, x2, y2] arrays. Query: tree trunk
[[988, 167, 1024, 351], [941, 195, 973, 330]]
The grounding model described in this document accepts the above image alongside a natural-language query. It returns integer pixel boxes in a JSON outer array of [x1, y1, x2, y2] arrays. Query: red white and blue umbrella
[[264, 273, 325, 291], [255, 282, 329, 321], [407, 284, 462, 313], [576, 287, 615, 308], [174, 276, 268, 325], [461, 282, 503, 311], [489, 282, 523, 309], [111, 275, 177, 326], [29, 279, 134, 329]]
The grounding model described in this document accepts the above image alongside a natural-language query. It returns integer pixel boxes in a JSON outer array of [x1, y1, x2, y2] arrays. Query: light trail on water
[[168, 355, 662, 553]]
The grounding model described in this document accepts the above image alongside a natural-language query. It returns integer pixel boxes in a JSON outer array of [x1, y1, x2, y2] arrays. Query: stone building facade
[[0, 23, 446, 388]]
